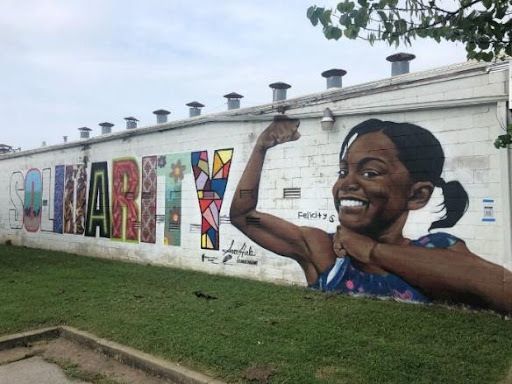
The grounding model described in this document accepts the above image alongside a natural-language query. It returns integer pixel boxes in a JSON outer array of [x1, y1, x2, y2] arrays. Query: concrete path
[[0, 356, 90, 384], [0, 326, 222, 384]]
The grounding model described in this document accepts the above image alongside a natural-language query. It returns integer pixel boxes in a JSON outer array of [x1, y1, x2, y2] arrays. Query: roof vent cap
[[386, 52, 416, 76], [99, 122, 114, 135], [269, 82, 291, 102], [78, 127, 92, 139], [223, 92, 244, 110], [321, 68, 347, 89], [153, 109, 170, 124], [186, 101, 205, 117], [124, 116, 139, 129]]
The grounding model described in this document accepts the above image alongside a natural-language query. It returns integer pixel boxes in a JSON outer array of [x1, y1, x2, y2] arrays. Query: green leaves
[[478, 39, 490, 50], [307, 6, 319, 25], [324, 25, 343, 39], [307, 6, 332, 28], [466, 41, 476, 52], [482, 0, 493, 8], [319, 9, 332, 27], [337, 1, 355, 13], [344, 25, 359, 38], [306, 1, 512, 63], [494, 124, 512, 149]]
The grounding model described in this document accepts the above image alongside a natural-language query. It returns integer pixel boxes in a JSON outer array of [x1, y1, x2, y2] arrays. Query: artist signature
[[221, 240, 258, 265]]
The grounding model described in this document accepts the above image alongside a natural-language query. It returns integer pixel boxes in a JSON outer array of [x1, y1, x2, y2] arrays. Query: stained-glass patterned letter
[[191, 149, 233, 250]]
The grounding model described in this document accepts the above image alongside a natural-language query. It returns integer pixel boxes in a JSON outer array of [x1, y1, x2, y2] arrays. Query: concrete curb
[[0, 327, 225, 384], [0, 327, 60, 352]]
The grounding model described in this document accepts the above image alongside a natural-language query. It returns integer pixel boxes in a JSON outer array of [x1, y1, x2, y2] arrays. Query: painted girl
[[230, 116, 512, 314]]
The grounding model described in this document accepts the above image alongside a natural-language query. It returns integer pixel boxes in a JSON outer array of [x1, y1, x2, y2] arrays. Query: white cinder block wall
[[0, 60, 510, 285]]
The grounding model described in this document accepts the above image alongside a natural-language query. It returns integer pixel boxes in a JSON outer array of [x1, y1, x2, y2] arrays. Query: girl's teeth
[[339, 199, 365, 207]]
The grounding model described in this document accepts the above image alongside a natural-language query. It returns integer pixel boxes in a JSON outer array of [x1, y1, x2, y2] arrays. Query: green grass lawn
[[0, 244, 511, 384]]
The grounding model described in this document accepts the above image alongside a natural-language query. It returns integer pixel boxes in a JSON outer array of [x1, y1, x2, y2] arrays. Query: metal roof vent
[[99, 122, 114, 135], [269, 82, 291, 102], [321, 69, 347, 89], [224, 92, 243, 110], [153, 109, 170, 124], [186, 101, 205, 117], [386, 53, 416, 76], [124, 117, 139, 129], [78, 127, 92, 139], [0, 144, 13, 154]]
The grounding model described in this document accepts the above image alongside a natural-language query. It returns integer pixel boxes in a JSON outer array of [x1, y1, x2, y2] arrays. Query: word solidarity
[[9, 149, 233, 250]]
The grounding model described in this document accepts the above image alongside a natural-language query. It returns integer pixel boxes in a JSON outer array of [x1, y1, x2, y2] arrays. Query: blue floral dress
[[309, 232, 461, 302]]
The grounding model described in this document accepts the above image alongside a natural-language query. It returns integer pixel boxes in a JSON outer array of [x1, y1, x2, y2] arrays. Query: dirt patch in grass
[[242, 364, 276, 383]]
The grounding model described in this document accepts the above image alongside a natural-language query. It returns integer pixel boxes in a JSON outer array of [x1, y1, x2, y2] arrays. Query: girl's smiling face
[[332, 131, 414, 233]]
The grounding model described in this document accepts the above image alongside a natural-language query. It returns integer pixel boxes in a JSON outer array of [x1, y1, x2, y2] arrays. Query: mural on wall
[[112, 158, 140, 242], [64, 165, 87, 235], [192, 149, 233, 250], [9, 171, 24, 229], [157, 153, 190, 246], [230, 116, 512, 314], [23, 168, 42, 232], [141, 156, 157, 244], [85, 162, 111, 238], [53, 165, 65, 234], [41, 168, 54, 232], [8, 147, 232, 247]]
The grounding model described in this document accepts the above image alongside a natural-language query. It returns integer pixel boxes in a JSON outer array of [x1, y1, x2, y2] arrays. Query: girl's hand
[[256, 116, 300, 151], [333, 225, 378, 264], [333, 227, 348, 258]]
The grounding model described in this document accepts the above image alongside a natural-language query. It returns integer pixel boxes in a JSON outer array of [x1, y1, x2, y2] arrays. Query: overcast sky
[[0, 0, 468, 150]]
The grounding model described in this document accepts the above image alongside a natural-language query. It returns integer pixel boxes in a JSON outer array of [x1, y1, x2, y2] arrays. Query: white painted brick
[[470, 144, 499, 159], [436, 130, 461, 145], [443, 87, 474, 100], [417, 92, 445, 103], [443, 142, 478, 158], [474, 83, 507, 97], [474, 169, 501, 183], [444, 168, 474, 184], [457, 127, 490, 143], [441, 115, 474, 132]]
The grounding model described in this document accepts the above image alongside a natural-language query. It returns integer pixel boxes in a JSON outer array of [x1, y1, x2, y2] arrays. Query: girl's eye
[[362, 170, 379, 178], [338, 169, 348, 178]]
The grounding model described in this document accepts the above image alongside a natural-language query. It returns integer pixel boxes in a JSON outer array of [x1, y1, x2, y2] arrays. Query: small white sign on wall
[[482, 198, 496, 222]]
